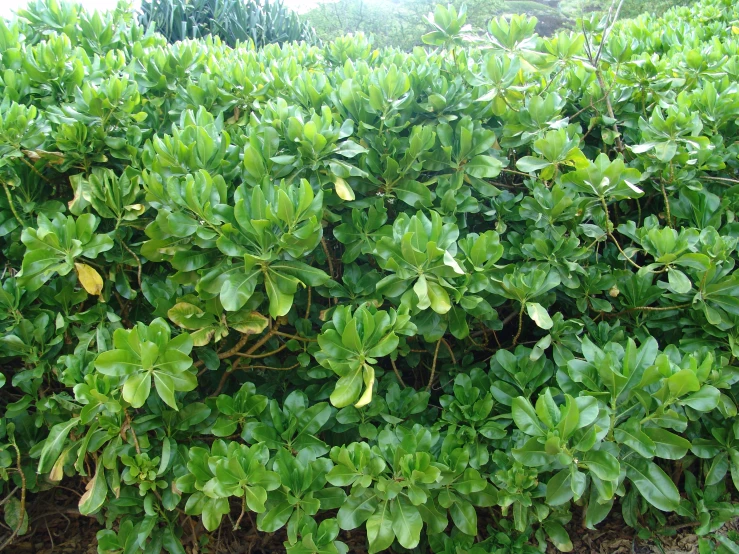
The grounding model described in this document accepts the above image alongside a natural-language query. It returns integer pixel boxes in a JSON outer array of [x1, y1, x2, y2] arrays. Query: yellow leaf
[[75, 263, 104, 296], [733, 25, 739, 35], [334, 177, 355, 201], [354, 364, 375, 408]]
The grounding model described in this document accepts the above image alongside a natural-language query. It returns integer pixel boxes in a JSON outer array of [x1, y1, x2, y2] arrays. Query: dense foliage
[[138, 0, 317, 47], [1, 0, 739, 553]]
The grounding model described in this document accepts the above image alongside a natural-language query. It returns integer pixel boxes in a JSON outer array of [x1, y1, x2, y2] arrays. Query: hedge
[[1, 0, 739, 553]]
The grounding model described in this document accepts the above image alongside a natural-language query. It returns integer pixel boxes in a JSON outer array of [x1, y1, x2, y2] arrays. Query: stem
[[0, 439, 26, 551], [2, 181, 25, 229], [304, 286, 312, 319], [239, 362, 300, 372], [120, 239, 143, 288], [601, 197, 642, 269], [321, 237, 335, 279], [218, 332, 251, 360], [233, 493, 246, 531], [274, 331, 317, 342], [125, 409, 141, 454], [661, 181, 673, 228], [390, 357, 406, 388], [440, 338, 457, 365], [702, 175, 739, 185], [427, 339, 442, 391], [594, 69, 624, 152], [236, 343, 288, 359], [512, 303, 525, 346], [211, 327, 279, 397]]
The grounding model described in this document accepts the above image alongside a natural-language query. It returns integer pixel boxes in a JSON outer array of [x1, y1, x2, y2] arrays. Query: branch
[[390, 357, 406, 388], [426, 339, 442, 391]]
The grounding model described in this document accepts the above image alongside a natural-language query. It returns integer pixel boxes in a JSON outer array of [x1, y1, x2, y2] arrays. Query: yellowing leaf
[[733, 25, 739, 34], [354, 364, 375, 408], [228, 311, 269, 334], [334, 177, 355, 201], [75, 263, 104, 296]]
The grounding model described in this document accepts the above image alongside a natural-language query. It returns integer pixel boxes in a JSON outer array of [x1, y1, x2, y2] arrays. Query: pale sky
[[0, 0, 321, 19]]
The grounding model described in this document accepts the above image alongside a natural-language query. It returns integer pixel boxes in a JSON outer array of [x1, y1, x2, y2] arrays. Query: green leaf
[[512, 397, 546, 437], [449, 499, 477, 535], [95, 350, 140, 376], [390, 496, 422, 549], [338, 490, 378, 530], [583, 450, 620, 481], [123, 371, 152, 408], [38, 417, 80, 474], [625, 459, 680, 512], [366, 501, 395, 554], [642, 428, 691, 460], [546, 469, 574, 506]]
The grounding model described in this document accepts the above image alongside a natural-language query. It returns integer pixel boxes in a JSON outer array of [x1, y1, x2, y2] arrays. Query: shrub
[[138, 0, 317, 47], [1, 0, 739, 553]]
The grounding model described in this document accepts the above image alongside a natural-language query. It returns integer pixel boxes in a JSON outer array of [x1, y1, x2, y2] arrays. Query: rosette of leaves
[[511, 390, 620, 529], [439, 372, 509, 469], [315, 303, 417, 408], [285, 518, 348, 554], [560, 153, 644, 202], [211, 382, 268, 437], [16, 213, 113, 292], [488, 265, 561, 338], [618, 216, 709, 293], [177, 441, 235, 531], [374, 210, 466, 316], [204, 442, 280, 518], [423, 116, 504, 196], [516, 128, 590, 181], [332, 199, 389, 263], [204, 178, 330, 316], [94, 318, 196, 410], [68, 167, 145, 223], [248, 391, 333, 461], [259, 449, 346, 545]]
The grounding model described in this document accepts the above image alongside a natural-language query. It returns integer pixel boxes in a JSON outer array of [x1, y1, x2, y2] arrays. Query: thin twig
[[233, 494, 246, 531], [304, 286, 312, 319], [211, 327, 279, 397], [274, 331, 317, 342], [120, 240, 143, 288], [426, 339, 442, 391], [512, 304, 525, 346], [124, 409, 141, 454], [601, 197, 642, 269], [390, 357, 406, 388], [661, 181, 673, 228], [440, 338, 456, 365], [605, 303, 693, 318], [2, 181, 25, 230], [321, 237, 335, 279], [240, 362, 300, 372], [701, 175, 739, 185], [0, 487, 19, 508], [235, 343, 288, 359], [218, 332, 251, 359]]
